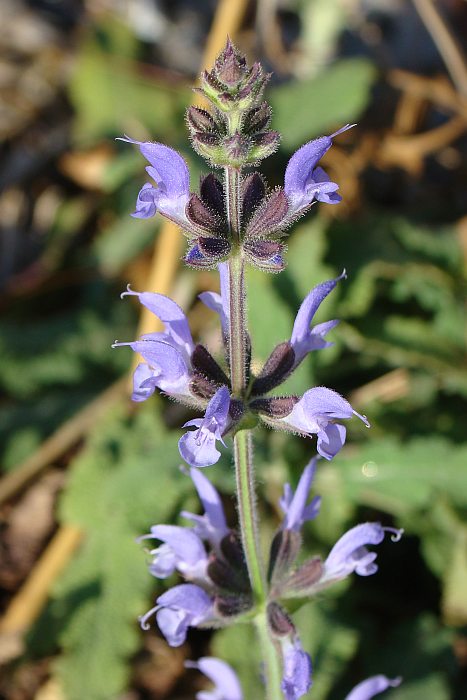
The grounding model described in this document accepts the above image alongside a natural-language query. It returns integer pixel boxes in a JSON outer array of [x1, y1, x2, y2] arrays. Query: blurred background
[[0, 0, 466, 698]]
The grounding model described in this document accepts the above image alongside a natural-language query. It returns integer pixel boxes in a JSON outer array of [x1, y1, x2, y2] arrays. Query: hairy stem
[[233, 430, 265, 600], [255, 609, 284, 700], [226, 164, 282, 698]]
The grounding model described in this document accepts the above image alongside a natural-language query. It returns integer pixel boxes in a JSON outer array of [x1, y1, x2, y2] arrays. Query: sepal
[[249, 396, 299, 418], [248, 131, 280, 163], [276, 557, 323, 600], [251, 341, 295, 395], [246, 188, 289, 239], [242, 172, 266, 223], [191, 344, 230, 387], [242, 102, 272, 134], [267, 602, 295, 637], [207, 554, 251, 594], [215, 592, 253, 619], [267, 529, 302, 587], [186, 193, 225, 234], [185, 237, 231, 268], [200, 173, 225, 216], [244, 239, 285, 272], [186, 106, 218, 134]]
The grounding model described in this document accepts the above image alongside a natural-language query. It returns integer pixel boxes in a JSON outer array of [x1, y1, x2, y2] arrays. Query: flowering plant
[[115, 40, 403, 700]]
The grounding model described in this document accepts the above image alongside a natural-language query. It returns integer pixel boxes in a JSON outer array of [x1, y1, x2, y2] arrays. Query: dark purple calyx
[[251, 342, 296, 395]]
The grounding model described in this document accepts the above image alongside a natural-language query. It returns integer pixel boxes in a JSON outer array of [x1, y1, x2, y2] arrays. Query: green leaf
[[68, 34, 189, 143], [269, 59, 377, 149], [317, 437, 467, 516], [48, 403, 191, 700]]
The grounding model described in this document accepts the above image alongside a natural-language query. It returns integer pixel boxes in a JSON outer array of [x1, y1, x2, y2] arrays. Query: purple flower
[[186, 657, 243, 700], [139, 524, 208, 581], [181, 468, 230, 546], [199, 262, 230, 337], [113, 288, 194, 402], [118, 136, 190, 224], [321, 523, 404, 585], [281, 386, 370, 460], [179, 386, 231, 467], [280, 457, 321, 532], [280, 636, 312, 700], [344, 675, 402, 700], [290, 272, 346, 366], [139, 583, 213, 647], [284, 124, 355, 217]]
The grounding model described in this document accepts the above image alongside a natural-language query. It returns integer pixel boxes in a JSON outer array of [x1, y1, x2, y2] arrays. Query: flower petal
[[280, 457, 320, 532], [181, 468, 229, 545], [155, 583, 213, 647], [290, 273, 345, 364], [323, 523, 404, 582], [281, 637, 312, 700], [186, 657, 243, 700], [344, 675, 402, 700]]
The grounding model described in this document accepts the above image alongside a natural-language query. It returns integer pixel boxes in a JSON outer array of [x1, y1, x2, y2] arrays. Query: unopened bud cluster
[[187, 38, 279, 168]]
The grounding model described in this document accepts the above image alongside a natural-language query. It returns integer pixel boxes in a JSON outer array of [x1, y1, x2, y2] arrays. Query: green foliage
[[68, 21, 190, 143], [270, 59, 377, 148], [46, 403, 191, 700]]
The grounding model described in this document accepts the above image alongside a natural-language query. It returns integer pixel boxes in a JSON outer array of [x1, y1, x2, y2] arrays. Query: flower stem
[[255, 609, 284, 700], [225, 164, 282, 699], [233, 430, 265, 600]]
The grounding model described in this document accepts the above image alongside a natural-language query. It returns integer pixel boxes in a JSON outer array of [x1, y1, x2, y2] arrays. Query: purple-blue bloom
[[280, 636, 313, 700], [281, 386, 370, 460], [290, 272, 346, 366], [345, 675, 402, 700], [181, 468, 230, 547], [113, 287, 194, 402], [199, 262, 230, 337], [139, 524, 208, 581], [321, 523, 404, 584], [280, 457, 321, 532], [186, 657, 243, 700], [139, 583, 213, 647], [284, 124, 355, 217], [179, 386, 231, 467], [118, 136, 190, 224]]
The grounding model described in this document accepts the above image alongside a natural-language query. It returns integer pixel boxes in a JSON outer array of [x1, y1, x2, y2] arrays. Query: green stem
[[225, 164, 283, 699], [233, 430, 265, 600], [255, 609, 284, 700], [228, 251, 246, 396]]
